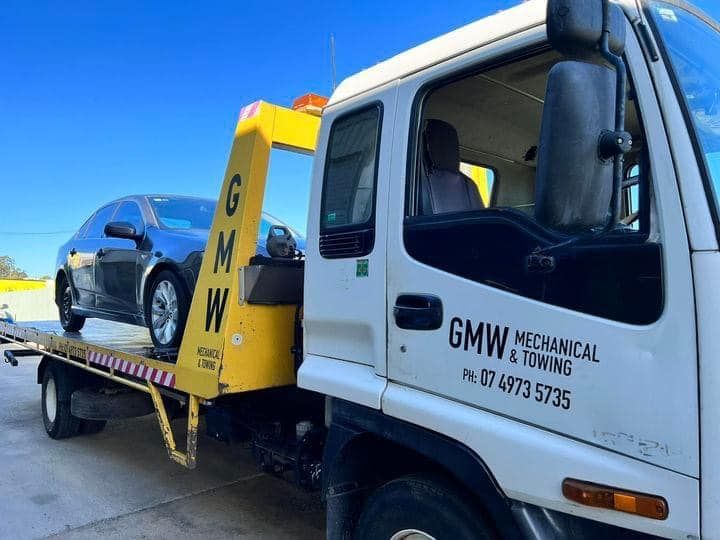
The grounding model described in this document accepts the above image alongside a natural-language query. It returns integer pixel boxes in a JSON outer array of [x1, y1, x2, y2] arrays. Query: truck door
[[95, 200, 144, 315], [303, 84, 397, 383], [385, 31, 699, 478]]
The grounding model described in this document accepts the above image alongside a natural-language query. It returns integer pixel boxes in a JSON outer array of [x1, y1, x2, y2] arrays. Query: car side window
[[76, 214, 94, 239], [113, 201, 145, 233], [85, 204, 118, 239]]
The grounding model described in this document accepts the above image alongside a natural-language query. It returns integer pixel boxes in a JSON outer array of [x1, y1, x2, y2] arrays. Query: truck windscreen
[[649, 2, 720, 215]]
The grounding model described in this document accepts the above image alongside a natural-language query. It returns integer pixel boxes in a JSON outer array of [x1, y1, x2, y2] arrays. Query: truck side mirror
[[536, 0, 631, 233], [535, 61, 616, 232], [547, 0, 625, 57]]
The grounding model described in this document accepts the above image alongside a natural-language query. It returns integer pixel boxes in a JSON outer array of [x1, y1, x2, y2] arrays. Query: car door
[[94, 200, 145, 316], [67, 204, 117, 309]]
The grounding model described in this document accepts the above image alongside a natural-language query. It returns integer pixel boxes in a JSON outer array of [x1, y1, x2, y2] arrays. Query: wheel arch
[[54, 269, 68, 306], [142, 261, 191, 315], [323, 398, 522, 539], [37, 355, 51, 385]]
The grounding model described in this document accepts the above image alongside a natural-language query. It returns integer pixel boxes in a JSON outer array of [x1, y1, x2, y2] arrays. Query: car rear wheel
[[146, 270, 189, 349], [57, 277, 85, 332]]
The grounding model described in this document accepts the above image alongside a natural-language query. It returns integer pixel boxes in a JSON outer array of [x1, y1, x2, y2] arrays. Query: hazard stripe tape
[[87, 350, 176, 389], [238, 101, 260, 121]]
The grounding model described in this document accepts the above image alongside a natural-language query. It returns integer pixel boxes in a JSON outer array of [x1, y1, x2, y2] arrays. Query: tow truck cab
[[299, 0, 720, 538]]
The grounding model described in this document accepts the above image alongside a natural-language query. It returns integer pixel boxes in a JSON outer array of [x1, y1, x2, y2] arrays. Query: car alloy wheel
[[151, 279, 179, 346], [390, 530, 436, 540], [62, 286, 73, 324]]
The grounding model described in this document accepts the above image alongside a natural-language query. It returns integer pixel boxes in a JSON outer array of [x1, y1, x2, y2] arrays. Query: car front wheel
[[146, 270, 189, 349]]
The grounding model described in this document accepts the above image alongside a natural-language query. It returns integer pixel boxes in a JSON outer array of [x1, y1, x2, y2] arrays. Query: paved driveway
[[0, 345, 325, 539]]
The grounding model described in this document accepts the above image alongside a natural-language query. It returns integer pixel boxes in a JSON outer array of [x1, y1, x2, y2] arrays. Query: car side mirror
[[105, 221, 140, 241], [536, 0, 631, 233], [266, 225, 297, 258]]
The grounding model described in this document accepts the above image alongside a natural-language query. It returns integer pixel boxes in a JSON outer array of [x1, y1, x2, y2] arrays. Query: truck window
[[404, 50, 662, 324], [459, 162, 495, 207], [320, 104, 382, 258], [622, 164, 641, 231], [648, 2, 720, 235]]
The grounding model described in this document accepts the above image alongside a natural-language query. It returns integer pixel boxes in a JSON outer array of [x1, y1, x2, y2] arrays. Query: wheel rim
[[62, 287, 73, 323], [45, 375, 57, 424], [151, 280, 178, 345], [389, 531, 436, 540]]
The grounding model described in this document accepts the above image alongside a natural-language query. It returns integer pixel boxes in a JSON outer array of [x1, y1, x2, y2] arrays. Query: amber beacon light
[[562, 478, 668, 520], [291, 93, 329, 116]]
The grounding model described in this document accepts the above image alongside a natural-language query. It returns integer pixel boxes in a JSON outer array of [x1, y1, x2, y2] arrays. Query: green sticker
[[356, 259, 369, 278], [327, 212, 336, 223]]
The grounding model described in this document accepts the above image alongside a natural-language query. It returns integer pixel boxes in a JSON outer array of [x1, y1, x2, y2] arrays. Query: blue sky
[[1, 0, 719, 277]]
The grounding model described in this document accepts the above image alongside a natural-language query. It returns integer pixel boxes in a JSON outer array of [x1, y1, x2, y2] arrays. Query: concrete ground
[[0, 345, 325, 539]]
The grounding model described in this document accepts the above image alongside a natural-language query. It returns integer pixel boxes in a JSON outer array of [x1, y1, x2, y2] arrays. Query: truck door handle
[[393, 294, 443, 331], [69, 248, 77, 256], [96, 249, 105, 259]]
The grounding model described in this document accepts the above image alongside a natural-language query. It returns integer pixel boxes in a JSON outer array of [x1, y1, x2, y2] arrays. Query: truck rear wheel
[[41, 363, 82, 439], [354, 473, 494, 540]]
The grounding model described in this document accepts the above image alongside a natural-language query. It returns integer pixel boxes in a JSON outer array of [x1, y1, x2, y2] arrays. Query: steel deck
[[16, 319, 156, 357]]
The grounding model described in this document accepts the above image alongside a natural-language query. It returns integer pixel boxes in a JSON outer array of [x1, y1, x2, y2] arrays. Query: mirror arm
[[599, 0, 632, 229]]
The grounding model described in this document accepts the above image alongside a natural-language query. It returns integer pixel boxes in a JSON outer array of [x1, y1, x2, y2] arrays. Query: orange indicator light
[[562, 478, 668, 520]]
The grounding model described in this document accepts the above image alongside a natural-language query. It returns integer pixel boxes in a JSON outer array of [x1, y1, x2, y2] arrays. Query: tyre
[[145, 270, 189, 349], [41, 363, 82, 439], [57, 276, 85, 332], [354, 473, 494, 540]]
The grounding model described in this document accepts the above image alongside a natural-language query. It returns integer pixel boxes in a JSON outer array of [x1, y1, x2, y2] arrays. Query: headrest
[[424, 119, 460, 172]]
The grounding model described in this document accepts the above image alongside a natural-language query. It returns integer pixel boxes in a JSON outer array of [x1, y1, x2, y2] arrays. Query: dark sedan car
[[55, 195, 303, 348]]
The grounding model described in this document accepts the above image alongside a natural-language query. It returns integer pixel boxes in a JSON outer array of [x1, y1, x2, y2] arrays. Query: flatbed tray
[[0, 319, 179, 390], [15, 319, 156, 357]]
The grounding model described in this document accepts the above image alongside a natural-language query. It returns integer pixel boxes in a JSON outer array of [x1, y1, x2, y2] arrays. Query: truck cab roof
[[327, 0, 644, 107]]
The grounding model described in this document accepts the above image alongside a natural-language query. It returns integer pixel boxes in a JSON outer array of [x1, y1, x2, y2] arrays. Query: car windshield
[[649, 2, 720, 213], [149, 197, 216, 230]]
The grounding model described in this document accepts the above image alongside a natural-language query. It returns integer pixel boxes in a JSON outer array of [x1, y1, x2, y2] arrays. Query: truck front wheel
[[354, 473, 494, 540], [41, 363, 82, 439]]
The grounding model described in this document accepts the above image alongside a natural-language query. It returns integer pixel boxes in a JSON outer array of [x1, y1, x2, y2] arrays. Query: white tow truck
[[3, 0, 720, 537]]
